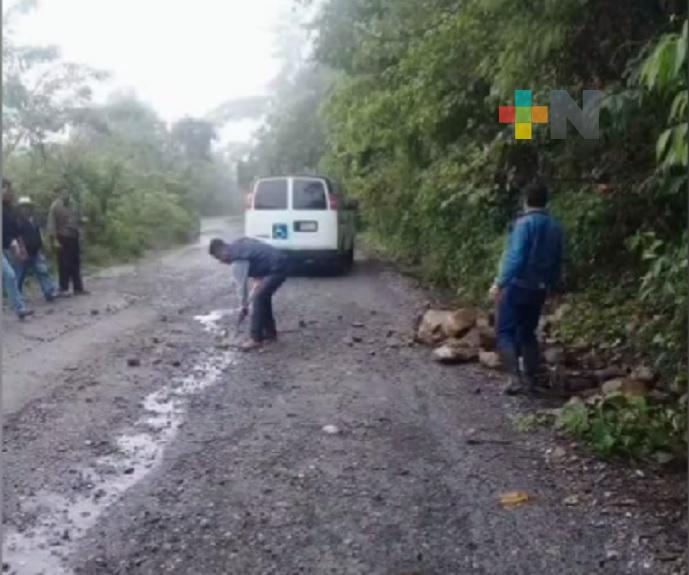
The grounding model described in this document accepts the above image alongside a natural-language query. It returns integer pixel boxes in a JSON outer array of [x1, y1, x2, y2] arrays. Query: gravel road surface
[[2, 218, 686, 575]]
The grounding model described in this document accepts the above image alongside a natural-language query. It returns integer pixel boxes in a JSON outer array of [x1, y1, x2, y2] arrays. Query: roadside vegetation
[[2, 1, 243, 266], [242, 0, 688, 462]]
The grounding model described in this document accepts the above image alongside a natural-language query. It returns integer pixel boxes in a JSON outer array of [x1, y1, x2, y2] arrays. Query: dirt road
[[2, 218, 686, 575]]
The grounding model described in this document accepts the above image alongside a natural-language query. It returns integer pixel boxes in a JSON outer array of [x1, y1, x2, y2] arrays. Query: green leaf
[[656, 128, 673, 162]]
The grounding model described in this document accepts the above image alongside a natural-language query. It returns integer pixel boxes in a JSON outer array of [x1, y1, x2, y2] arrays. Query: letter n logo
[[549, 90, 603, 140]]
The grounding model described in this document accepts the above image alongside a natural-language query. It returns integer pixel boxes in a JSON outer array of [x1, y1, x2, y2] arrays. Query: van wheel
[[336, 249, 354, 274]]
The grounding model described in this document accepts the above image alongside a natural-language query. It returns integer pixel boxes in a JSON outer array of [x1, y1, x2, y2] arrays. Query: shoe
[[59, 290, 72, 298], [264, 332, 278, 343], [500, 346, 524, 396], [503, 377, 524, 396], [18, 309, 35, 320], [240, 340, 263, 352], [74, 289, 90, 296]]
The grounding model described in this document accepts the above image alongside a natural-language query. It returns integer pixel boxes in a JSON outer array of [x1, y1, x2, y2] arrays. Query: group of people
[[208, 179, 564, 398], [3, 178, 88, 320]]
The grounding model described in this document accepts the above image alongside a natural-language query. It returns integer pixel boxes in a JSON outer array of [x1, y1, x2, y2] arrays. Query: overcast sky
[[12, 0, 293, 142]]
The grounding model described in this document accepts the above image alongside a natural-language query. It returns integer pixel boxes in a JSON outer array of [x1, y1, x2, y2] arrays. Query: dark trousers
[[250, 273, 286, 342], [57, 235, 84, 293], [496, 284, 546, 376]]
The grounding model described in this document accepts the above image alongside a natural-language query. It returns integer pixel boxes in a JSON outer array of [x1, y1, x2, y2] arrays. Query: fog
[[11, 0, 294, 142]]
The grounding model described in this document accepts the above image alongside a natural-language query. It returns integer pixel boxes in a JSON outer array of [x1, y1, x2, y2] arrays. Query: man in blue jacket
[[209, 237, 289, 351], [490, 181, 564, 395]]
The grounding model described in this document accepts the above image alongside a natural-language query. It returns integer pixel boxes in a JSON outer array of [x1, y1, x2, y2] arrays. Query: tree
[[2, 1, 108, 161]]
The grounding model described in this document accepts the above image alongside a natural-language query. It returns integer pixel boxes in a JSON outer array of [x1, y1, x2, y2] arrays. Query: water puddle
[[2, 311, 236, 575], [194, 308, 238, 333]]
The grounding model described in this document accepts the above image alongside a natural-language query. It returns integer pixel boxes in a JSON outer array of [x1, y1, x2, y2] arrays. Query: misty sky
[[12, 0, 292, 142]]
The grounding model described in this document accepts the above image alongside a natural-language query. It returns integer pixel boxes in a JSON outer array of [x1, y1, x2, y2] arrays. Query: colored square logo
[[532, 106, 549, 123], [515, 107, 531, 123], [499, 106, 515, 123], [515, 90, 532, 107], [272, 223, 288, 240], [515, 123, 532, 140]]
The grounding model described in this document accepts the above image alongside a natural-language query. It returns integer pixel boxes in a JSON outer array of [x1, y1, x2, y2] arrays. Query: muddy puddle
[[2, 311, 235, 575]]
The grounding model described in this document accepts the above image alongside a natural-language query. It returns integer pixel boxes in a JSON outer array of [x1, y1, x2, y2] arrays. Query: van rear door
[[290, 178, 338, 251], [246, 178, 289, 244]]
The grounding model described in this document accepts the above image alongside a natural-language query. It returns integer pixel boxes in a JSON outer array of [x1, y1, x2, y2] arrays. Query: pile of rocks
[[415, 308, 500, 370], [415, 307, 659, 400]]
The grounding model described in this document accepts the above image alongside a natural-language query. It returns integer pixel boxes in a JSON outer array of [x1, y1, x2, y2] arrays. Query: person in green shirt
[[47, 185, 89, 296]]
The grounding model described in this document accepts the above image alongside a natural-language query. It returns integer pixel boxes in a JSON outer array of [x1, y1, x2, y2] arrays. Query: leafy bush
[[557, 395, 687, 463]]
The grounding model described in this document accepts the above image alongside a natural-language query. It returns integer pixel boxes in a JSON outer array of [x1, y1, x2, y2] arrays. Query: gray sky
[[13, 0, 292, 142]]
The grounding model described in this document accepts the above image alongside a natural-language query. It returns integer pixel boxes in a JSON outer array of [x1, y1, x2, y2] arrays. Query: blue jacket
[[497, 209, 563, 292]]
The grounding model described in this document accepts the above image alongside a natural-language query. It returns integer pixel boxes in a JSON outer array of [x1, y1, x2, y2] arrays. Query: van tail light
[[328, 194, 339, 210], [246, 193, 253, 209]]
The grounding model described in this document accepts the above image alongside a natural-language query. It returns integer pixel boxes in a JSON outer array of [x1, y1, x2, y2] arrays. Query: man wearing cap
[[2, 179, 34, 319], [16, 195, 60, 301]]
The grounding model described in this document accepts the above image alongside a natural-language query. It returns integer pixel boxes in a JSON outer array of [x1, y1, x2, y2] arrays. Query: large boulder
[[432, 329, 480, 364], [417, 308, 477, 345], [433, 343, 479, 364], [477, 324, 497, 351]]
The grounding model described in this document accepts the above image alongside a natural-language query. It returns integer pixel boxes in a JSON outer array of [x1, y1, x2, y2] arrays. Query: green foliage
[[557, 396, 687, 463], [3, 16, 240, 264], [513, 412, 556, 433], [247, 1, 688, 459]]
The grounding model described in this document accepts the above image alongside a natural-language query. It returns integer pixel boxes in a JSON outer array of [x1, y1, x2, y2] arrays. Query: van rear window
[[293, 179, 328, 210], [254, 180, 288, 210]]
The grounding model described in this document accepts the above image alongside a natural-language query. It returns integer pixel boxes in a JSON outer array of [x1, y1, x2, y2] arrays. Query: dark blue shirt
[[224, 238, 288, 278], [17, 215, 43, 257]]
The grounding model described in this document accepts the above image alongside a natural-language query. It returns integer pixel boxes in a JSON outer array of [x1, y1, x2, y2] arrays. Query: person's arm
[[496, 219, 530, 289]]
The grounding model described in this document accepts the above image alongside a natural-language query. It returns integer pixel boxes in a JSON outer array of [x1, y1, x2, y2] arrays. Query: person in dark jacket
[[16, 196, 59, 300], [490, 180, 564, 396], [209, 237, 289, 351], [2, 179, 34, 319]]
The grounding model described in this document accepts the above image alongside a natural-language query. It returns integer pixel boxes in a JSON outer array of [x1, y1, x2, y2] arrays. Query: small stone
[[563, 494, 580, 506], [322, 425, 340, 435], [601, 378, 648, 397], [551, 446, 567, 460], [605, 549, 620, 561], [478, 351, 501, 370], [630, 365, 655, 384], [90, 309, 100, 316], [351, 322, 365, 328], [127, 358, 141, 367], [124, 467, 135, 475]]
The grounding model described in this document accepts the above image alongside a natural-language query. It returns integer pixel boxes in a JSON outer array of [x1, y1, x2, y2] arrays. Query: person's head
[[2, 178, 14, 205], [209, 238, 228, 261], [56, 184, 71, 204], [523, 180, 549, 210], [17, 197, 34, 217]]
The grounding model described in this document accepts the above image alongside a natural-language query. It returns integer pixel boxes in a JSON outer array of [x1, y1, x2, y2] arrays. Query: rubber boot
[[521, 340, 540, 396], [500, 346, 523, 396]]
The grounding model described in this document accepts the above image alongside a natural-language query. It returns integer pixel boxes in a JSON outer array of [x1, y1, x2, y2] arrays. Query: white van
[[244, 176, 357, 270]]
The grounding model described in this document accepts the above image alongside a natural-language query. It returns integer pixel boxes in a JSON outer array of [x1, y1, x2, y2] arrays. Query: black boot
[[521, 340, 540, 396], [500, 347, 524, 396]]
